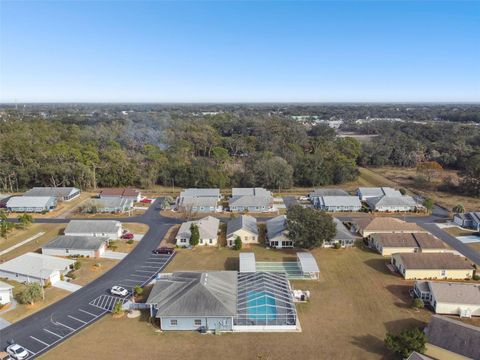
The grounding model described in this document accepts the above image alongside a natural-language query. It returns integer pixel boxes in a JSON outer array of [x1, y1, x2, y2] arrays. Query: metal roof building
[[24, 187, 80, 201], [180, 188, 221, 198], [239, 252, 256, 273], [64, 220, 123, 240], [6, 196, 57, 213], [42, 235, 108, 257], [296, 252, 320, 279]]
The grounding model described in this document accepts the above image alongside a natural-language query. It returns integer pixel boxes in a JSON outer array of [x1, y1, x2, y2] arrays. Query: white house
[[414, 281, 480, 317], [175, 216, 220, 247], [6, 196, 57, 213], [24, 187, 81, 201], [266, 215, 293, 248], [365, 195, 418, 212], [42, 235, 108, 258], [453, 212, 480, 231], [356, 187, 402, 201], [0, 253, 75, 285], [64, 220, 123, 240], [0, 281, 14, 305], [226, 215, 259, 247]]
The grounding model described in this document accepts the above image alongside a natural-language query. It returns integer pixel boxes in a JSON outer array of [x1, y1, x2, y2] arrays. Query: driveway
[[0, 318, 11, 330], [52, 281, 83, 293], [0, 198, 181, 358], [101, 251, 128, 260]]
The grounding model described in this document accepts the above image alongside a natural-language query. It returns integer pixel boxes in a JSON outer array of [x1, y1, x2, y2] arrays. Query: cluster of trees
[[0, 111, 359, 191], [0, 210, 33, 238]]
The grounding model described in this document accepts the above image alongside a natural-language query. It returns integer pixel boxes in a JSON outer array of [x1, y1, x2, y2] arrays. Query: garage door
[[49, 271, 60, 284]]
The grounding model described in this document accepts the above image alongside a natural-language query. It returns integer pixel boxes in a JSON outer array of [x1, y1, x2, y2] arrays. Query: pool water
[[247, 291, 277, 321]]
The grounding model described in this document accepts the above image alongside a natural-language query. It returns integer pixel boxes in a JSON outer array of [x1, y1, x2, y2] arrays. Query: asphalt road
[[0, 199, 181, 358]]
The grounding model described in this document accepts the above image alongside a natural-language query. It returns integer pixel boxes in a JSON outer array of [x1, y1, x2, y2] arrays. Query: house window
[[209, 239, 213, 244], [170, 319, 178, 326], [194, 319, 202, 326], [180, 239, 186, 243], [441, 270, 446, 277], [66, 249, 69, 254]]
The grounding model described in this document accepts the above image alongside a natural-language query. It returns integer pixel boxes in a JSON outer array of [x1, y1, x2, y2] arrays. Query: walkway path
[[0, 232, 45, 257], [52, 281, 82, 293]]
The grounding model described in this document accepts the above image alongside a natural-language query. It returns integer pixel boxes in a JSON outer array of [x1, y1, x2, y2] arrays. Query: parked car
[[299, 196, 309, 201], [140, 198, 152, 204], [6, 344, 28, 360], [121, 233, 134, 240], [110, 286, 129, 297], [152, 247, 175, 255]]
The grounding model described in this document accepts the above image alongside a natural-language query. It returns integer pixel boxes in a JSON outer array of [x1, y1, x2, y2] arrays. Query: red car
[[152, 247, 175, 255], [140, 198, 152, 204], [121, 233, 134, 240]]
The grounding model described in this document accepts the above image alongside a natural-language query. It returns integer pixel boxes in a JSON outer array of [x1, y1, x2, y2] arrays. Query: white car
[[110, 286, 129, 297], [6, 344, 28, 360]]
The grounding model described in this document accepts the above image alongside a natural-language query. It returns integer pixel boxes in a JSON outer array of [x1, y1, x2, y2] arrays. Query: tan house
[[370, 232, 449, 256], [226, 215, 259, 247], [391, 253, 474, 280], [353, 217, 427, 237]]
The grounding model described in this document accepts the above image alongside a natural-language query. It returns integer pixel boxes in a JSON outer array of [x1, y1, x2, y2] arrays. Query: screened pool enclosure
[[234, 272, 297, 328]]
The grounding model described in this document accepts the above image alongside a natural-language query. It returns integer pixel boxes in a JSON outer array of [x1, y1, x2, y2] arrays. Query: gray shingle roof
[[366, 195, 417, 208], [42, 235, 108, 251], [89, 197, 133, 208], [319, 196, 362, 207], [24, 187, 79, 198], [180, 188, 220, 198], [358, 187, 402, 197], [178, 196, 218, 208], [65, 220, 122, 234], [6, 196, 55, 208], [309, 189, 349, 197], [0, 253, 75, 279], [147, 271, 238, 316], [426, 315, 480, 359], [428, 281, 480, 305], [232, 188, 271, 197], [229, 195, 272, 208], [227, 215, 258, 238], [333, 218, 355, 241], [266, 215, 288, 242]]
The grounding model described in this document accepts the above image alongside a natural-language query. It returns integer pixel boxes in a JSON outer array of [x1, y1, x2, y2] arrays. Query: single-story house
[[365, 195, 418, 212], [42, 235, 108, 258], [226, 215, 259, 247], [0, 281, 14, 305], [309, 189, 349, 207], [357, 187, 402, 201], [99, 188, 141, 202], [424, 315, 480, 360], [6, 196, 57, 213], [24, 187, 80, 201], [87, 197, 133, 213], [64, 220, 123, 240], [266, 215, 293, 248], [147, 271, 298, 332], [180, 188, 221, 200], [0, 252, 75, 285], [414, 281, 480, 317], [175, 216, 220, 247], [176, 196, 220, 213], [229, 188, 274, 213], [453, 212, 480, 232], [323, 218, 356, 248], [316, 196, 362, 212], [391, 253, 474, 280], [352, 217, 427, 237], [369, 232, 449, 256], [146, 271, 238, 331]]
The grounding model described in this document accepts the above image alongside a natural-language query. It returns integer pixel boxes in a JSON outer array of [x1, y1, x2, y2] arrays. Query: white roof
[[0, 252, 75, 279], [177, 216, 220, 239], [24, 187, 79, 198], [358, 187, 402, 197], [319, 196, 362, 207], [297, 252, 320, 273], [65, 220, 121, 234], [6, 196, 55, 208], [239, 252, 256, 273], [180, 188, 220, 197]]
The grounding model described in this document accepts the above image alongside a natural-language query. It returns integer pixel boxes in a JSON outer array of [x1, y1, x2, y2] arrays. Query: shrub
[[112, 301, 124, 315], [399, 188, 407, 195], [126, 239, 134, 244], [411, 298, 424, 309], [233, 236, 242, 250], [134, 284, 143, 296], [66, 270, 76, 279], [60, 273, 65, 281], [334, 242, 342, 249], [18, 283, 43, 305], [473, 274, 480, 281], [94, 262, 102, 267], [385, 327, 426, 358], [74, 261, 81, 270]]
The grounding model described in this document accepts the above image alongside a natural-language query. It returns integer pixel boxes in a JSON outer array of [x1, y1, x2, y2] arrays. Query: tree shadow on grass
[[385, 284, 413, 309], [363, 258, 396, 275], [350, 334, 388, 357], [224, 257, 238, 271], [383, 318, 427, 334]]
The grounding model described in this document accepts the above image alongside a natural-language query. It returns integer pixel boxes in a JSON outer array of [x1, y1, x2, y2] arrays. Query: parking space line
[[23, 347, 36, 356], [44, 328, 63, 339], [136, 270, 156, 273], [56, 321, 75, 331], [130, 274, 149, 278], [122, 279, 140, 282], [68, 315, 87, 324], [78, 308, 98, 317], [30, 335, 50, 347], [138, 265, 160, 268]]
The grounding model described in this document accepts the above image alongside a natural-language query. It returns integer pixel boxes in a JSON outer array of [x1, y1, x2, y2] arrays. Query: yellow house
[[370, 232, 449, 256], [424, 315, 480, 360], [391, 252, 474, 280], [226, 215, 259, 248], [353, 217, 427, 237]]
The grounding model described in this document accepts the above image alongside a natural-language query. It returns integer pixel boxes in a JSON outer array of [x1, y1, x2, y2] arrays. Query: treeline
[[0, 113, 359, 191]]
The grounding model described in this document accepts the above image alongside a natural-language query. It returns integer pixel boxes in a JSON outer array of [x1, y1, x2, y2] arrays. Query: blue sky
[[1, 1, 479, 102]]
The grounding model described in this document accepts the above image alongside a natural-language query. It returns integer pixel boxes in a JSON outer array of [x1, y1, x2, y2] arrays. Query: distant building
[[175, 216, 220, 247], [391, 253, 473, 280], [226, 215, 259, 247], [64, 220, 123, 240], [42, 235, 108, 258], [316, 196, 362, 212], [356, 187, 402, 201], [365, 195, 418, 212], [24, 187, 80, 201], [87, 197, 133, 213], [413, 281, 480, 317], [309, 188, 349, 207], [229, 188, 273, 213], [99, 188, 141, 202], [266, 215, 292, 248], [0, 253, 75, 285], [453, 212, 480, 232], [180, 188, 221, 199], [370, 232, 449, 256], [6, 196, 57, 212], [424, 315, 480, 360], [176, 196, 220, 213]]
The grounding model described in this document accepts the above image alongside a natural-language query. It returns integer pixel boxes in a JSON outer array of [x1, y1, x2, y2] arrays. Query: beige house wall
[[226, 229, 258, 247], [403, 268, 473, 280]]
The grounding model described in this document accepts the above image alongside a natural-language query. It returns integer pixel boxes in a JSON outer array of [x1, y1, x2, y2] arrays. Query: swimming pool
[[247, 291, 277, 321]]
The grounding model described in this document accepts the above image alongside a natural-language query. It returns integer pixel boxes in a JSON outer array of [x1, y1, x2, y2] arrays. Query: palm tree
[[452, 204, 465, 214]]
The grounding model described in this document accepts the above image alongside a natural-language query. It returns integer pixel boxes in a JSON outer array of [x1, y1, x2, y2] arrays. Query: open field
[[69, 209, 146, 219], [0, 223, 66, 261], [70, 258, 119, 286], [369, 166, 479, 212], [0, 280, 70, 323], [107, 239, 138, 253], [41, 243, 480, 360], [123, 222, 149, 234]]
